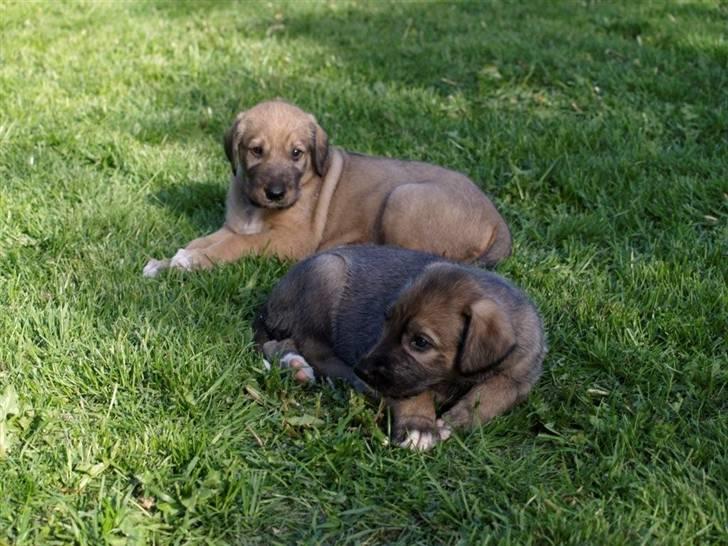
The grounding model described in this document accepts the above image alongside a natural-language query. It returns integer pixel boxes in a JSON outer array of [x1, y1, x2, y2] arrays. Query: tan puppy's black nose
[[265, 183, 286, 201]]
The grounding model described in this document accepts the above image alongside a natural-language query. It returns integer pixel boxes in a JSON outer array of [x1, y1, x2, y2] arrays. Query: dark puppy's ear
[[223, 112, 246, 174], [458, 299, 516, 375], [309, 116, 330, 177]]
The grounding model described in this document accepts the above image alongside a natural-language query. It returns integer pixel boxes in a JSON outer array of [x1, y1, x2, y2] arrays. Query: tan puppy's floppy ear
[[223, 112, 246, 174], [458, 299, 516, 375], [309, 117, 330, 177]]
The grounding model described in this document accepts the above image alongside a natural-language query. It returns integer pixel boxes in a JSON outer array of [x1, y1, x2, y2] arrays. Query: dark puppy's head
[[354, 265, 516, 399], [223, 100, 330, 209]]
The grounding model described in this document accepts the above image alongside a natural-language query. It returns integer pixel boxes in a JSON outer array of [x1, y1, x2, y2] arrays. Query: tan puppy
[[143, 100, 511, 277], [255, 246, 545, 451]]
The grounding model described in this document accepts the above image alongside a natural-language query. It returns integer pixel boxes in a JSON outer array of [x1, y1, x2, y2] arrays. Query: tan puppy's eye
[[250, 146, 263, 158], [291, 148, 304, 161], [410, 335, 432, 352]]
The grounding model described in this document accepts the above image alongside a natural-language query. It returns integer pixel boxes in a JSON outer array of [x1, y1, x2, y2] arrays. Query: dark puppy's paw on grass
[[393, 416, 446, 452]]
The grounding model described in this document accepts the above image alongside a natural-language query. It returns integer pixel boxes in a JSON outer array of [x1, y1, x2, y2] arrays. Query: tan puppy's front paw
[[143, 258, 170, 278], [169, 248, 213, 271]]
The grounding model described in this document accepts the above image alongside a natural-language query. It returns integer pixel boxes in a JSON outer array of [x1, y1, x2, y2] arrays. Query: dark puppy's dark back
[[330, 246, 441, 365], [259, 245, 526, 369]]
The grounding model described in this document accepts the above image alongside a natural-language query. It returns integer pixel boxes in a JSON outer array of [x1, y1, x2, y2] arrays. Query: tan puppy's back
[[322, 152, 511, 265]]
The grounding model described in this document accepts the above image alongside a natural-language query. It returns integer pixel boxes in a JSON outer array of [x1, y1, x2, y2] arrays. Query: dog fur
[[254, 245, 545, 450], [143, 100, 511, 277]]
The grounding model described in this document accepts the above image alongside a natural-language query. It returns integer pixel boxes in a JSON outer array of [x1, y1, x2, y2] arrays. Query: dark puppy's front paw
[[393, 417, 444, 451], [440, 402, 475, 430]]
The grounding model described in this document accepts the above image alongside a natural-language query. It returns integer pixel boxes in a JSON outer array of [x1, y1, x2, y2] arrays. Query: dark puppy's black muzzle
[[353, 354, 389, 387], [355, 351, 436, 400], [352, 365, 374, 385]]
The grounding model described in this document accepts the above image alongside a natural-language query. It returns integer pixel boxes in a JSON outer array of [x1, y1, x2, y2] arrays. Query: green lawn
[[1, 0, 726, 543]]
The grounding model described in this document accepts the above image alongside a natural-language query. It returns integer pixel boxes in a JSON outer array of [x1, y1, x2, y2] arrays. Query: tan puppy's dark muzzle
[[264, 183, 286, 202], [246, 163, 302, 209]]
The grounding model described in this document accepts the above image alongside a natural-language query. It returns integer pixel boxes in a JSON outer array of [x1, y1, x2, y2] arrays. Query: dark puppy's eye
[[410, 335, 431, 352], [291, 148, 304, 161], [250, 146, 263, 158]]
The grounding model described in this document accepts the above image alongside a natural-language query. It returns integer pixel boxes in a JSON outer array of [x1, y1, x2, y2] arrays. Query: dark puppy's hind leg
[[261, 338, 299, 360], [261, 338, 317, 383], [256, 252, 347, 345], [256, 252, 349, 384]]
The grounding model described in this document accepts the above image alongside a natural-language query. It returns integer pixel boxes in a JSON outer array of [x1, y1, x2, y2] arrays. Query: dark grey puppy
[[254, 245, 545, 450]]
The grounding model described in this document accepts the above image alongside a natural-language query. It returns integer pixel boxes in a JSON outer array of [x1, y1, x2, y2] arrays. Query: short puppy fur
[[144, 100, 511, 277], [255, 245, 545, 450]]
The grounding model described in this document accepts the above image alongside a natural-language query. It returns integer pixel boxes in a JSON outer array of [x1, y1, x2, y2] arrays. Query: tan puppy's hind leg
[[379, 183, 493, 261]]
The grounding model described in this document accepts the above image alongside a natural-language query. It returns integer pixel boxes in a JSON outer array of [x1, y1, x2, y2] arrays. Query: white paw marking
[[143, 259, 168, 278], [398, 429, 438, 451], [436, 419, 453, 442], [262, 358, 272, 371], [170, 248, 195, 270], [280, 353, 315, 382]]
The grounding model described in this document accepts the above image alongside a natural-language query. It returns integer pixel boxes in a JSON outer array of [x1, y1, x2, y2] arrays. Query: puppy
[[254, 245, 545, 451], [143, 100, 511, 277]]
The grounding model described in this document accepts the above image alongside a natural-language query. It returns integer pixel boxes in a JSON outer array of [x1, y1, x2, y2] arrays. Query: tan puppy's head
[[224, 100, 330, 209], [354, 265, 516, 399]]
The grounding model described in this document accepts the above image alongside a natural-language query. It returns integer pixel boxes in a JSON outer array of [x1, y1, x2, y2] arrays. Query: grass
[[1, 0, 726, 543]]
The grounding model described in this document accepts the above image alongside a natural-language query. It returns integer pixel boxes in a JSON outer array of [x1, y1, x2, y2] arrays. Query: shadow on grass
[[149, 0, 727, 87], [147, 180, 226, 233], [137, 0, 726, 245], [132, 0, 727, 152]]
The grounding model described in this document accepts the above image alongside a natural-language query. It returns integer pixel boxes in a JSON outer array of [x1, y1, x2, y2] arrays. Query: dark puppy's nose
[[354, 354, 384, 384], [265, 183, 286, 201], [353, 364, 371, 383]]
